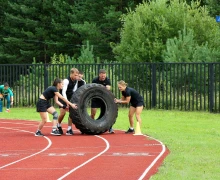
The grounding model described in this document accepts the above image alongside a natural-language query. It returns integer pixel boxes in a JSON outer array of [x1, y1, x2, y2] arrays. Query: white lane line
[[57, 135, 110, 180], [138, 135, 166, 180], [0, 127, 52, 170]]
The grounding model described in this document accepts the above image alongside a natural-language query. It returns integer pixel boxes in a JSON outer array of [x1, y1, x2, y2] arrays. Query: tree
[[0, 0, 143, 64], [112, 0, 220, 62], [0, 0, 78, 64], [70, 0, 143, 62]]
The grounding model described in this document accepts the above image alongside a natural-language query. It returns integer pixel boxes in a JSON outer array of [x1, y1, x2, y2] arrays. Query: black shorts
[[36, 99, 51, 112], [91, 99, 104, 108], [131, 101, 144, 108]]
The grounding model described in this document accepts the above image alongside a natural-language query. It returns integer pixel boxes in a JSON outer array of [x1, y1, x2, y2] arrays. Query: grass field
[[0, 107, 219, 180]]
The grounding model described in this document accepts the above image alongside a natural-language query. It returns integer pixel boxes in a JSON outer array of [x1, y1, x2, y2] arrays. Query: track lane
[[0, 119, 169, 180]]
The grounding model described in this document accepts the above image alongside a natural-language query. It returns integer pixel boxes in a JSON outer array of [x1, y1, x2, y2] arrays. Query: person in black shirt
[[57, 68, 79, 135], [35, 78, 77, 136], [114, 80, 144, 134], [91, 69, 114, 134]]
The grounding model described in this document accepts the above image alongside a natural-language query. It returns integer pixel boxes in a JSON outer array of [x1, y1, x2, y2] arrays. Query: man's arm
[[62, 79, 69, 99], [106, 78, 111, 90]]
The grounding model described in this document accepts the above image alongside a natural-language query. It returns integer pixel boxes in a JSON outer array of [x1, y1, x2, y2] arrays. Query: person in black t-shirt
[[91, 69, 114, 134], [114, 80, 144, 134], [35, 78, 77, 136], [57, 68, 79, 135]]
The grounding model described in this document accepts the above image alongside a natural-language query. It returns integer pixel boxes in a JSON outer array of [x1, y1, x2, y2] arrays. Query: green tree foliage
[[0, 0, 79, 64], [185, 0, 220, 18], [112, 0, 220, 63], [162, 28, 220, 62], [0, 0, 143, 64], [70, 0, 143, 62]]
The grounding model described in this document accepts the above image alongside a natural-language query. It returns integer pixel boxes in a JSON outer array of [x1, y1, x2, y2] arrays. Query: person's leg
[[38, 112, 47, 131], [47, 106, 61, 136], [135, 106, 143, 125], [5, 95, 11, 111], [125, 106, 136, 133], [91, 108, 97, 119], [128, 106, 136, 128], [35, 112, 47, 136], [57, 108, 66, 134], [66, 116, 74, 135], [58, 108, 66, 124]]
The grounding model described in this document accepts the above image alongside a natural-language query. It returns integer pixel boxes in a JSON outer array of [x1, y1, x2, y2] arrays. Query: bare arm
[[62, 79, 69, 99], [114, 96, 130, 104], [106, 85, 111, 91], [54, 95, 67, 107], [54, 92, 77, 109]]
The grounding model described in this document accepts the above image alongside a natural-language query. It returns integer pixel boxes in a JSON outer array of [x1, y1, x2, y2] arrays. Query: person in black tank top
[[35, 78, 77, 136], [114, 80, 144, 134], [57, 68, 79, 135]]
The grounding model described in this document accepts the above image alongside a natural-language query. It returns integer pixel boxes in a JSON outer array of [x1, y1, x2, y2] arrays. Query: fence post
[[209, 63, 214, 112], [44, 64, 49, 89], [151, 64, 156, 108]]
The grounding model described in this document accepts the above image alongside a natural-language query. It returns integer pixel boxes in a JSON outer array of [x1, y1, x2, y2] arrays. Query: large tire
[[69, 83, 118, 135]]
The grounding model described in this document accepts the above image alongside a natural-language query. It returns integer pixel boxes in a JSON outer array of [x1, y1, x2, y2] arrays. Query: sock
[[52, 126, 57, 132], [68, 126, 72, 131], [130, 127, 134, 130], [57, 123, 61, 127]]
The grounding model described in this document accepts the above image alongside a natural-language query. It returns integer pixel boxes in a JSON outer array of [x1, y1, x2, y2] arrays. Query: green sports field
[[1, 108, 219, 180]]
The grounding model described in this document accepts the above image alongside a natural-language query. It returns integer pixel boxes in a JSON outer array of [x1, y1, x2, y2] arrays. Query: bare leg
[[91, 108, 97, 119], [135, 106, 143, 126], [38, 112, 47, 130], [58, 108, 66, 124], [128, 106, 136, 128]]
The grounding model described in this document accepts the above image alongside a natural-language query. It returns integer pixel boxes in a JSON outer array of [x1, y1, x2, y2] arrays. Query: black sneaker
[[66, 129, 74, 135], [109, 128, 115, 134], [51, 129, 61, 136], [57, 126, 63, 135], [125, 128, 134, 134], [35, 130, 44, 136]]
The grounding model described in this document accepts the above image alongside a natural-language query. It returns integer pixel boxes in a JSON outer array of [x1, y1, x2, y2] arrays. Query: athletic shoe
[[51, 129, 61, 136], [35, 130, 44, 136], [108, 128, 115, 134], [57, 126, 64, 135], [66, 129, 74, 135], [6, 109, 10, 113], [125, 128, 134, 134]]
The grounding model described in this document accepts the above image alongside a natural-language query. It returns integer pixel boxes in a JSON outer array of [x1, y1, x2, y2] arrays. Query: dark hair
[[52, 78, 62, 86], [99, 69, 106, 74], [4, 82, 9, 87], [79, 70, 84, 75]]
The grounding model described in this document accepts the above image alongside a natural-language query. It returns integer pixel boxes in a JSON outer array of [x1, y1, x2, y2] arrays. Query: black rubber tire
[[69, 83, 118, 135]]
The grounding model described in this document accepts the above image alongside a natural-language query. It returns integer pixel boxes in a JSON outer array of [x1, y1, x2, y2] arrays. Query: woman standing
[[35, 78, 77, 136], [114, 80, 144, 134]]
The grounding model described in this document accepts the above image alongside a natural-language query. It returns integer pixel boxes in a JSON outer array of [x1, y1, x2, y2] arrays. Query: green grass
[[0, 108, 219, 180]]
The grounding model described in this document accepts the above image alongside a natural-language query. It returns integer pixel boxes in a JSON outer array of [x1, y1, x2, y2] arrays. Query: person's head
[[4, 82, 9, 90], [78, 70, 84, 81], [70, 68, 79, 80], [52, 78, 64, 90], [98, 69, 107, 81], [117, 80, 127, 91]]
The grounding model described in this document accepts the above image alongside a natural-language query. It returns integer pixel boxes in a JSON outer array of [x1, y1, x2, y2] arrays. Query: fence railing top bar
[[1, 62, 220, 66]]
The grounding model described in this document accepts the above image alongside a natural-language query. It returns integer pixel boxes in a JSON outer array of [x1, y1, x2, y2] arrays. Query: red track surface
[[0, 119, 169, 180]]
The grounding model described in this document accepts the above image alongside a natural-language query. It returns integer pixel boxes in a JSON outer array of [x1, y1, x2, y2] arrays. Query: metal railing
[[0, 63, 219, 112]]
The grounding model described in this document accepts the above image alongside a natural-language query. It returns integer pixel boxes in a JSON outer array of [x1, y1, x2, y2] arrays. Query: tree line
[[0, 0, 219, 64]]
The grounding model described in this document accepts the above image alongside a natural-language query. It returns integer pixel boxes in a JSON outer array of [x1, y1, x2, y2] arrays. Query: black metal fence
[[0, 63, 220, 112]]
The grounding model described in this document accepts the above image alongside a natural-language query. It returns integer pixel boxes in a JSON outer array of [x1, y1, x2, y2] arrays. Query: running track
[[0, 119, 169, 180]]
